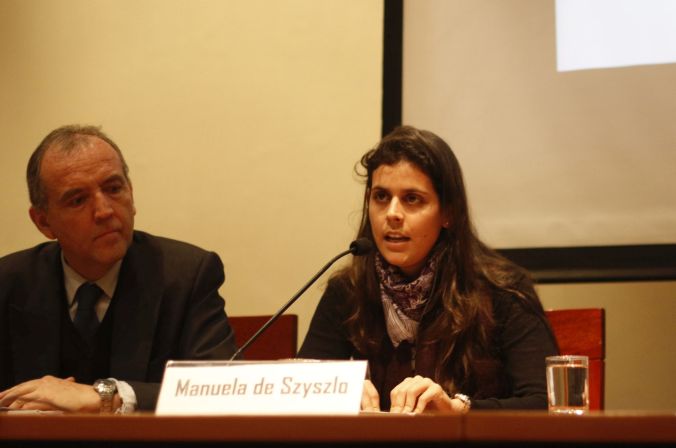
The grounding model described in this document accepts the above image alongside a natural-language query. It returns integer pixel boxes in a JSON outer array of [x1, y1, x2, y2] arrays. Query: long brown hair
[[338, 125, 545, 393]]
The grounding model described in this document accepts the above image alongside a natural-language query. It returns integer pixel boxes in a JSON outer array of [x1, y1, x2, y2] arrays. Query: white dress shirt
[[61, 254, 137, 413]]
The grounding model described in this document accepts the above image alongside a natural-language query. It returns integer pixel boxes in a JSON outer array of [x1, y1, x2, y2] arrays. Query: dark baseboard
[[498, 244, 676, 283]]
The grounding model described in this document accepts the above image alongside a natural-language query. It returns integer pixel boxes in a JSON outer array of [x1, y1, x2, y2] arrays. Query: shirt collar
[[61, 252, 122, 305]]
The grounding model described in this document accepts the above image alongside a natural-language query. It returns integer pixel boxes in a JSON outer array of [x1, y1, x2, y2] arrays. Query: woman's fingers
[[361, 379, 380, 412], [390, 376, 454, 413]]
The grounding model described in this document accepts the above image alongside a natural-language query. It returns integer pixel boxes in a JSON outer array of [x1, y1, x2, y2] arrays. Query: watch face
[[94, 379, 117, 396]]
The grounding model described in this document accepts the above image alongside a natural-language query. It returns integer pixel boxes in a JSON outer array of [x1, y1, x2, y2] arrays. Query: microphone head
[[349, 238, 374, 256]]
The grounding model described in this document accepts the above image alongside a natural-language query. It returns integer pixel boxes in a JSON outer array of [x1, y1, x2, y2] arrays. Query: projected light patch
[[556, 0, 676, 72]]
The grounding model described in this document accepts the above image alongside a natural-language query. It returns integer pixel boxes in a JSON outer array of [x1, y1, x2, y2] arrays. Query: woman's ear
[[442, 210, 452, 229]]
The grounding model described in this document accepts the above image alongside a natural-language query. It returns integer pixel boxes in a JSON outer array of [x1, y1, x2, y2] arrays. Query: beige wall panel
[[0, 0, 383, 345]]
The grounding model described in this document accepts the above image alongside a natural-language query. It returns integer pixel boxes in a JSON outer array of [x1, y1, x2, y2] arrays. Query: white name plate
[[156, 360, 367, 415]]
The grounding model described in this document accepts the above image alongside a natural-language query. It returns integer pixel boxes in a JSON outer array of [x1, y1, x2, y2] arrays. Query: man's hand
[[389, 375, 466, 414], [0, 375, 100, 412]]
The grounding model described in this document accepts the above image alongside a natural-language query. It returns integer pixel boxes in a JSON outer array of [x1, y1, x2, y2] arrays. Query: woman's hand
[[389, 375, 467, 414], [361, 379, 380, 411]]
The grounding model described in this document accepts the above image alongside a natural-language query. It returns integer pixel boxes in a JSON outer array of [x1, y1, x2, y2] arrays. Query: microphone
[[229, 238, 373, 361], [349, 237, 374, 256]]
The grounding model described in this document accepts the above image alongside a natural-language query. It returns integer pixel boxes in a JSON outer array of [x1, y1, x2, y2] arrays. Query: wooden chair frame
[[545, 308, 605, 410]]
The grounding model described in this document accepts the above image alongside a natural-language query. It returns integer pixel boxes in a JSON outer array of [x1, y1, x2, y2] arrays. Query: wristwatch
[[93, 379, 117, 414], [453, 393, 471, 412]]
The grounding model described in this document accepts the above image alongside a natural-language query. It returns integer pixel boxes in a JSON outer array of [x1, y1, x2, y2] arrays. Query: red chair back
[[545, 308, 605, 410], [229, 314, 298, 360]]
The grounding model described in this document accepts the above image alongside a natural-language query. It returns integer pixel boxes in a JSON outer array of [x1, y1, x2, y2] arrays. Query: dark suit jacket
[[0, 230, 236, 410]]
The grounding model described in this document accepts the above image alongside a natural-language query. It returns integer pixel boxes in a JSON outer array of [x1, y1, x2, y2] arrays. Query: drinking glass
[[546, 355, 589, 415]]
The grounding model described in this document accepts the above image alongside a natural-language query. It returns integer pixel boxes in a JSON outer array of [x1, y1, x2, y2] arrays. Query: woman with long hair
[[298, 125, 558, 413]]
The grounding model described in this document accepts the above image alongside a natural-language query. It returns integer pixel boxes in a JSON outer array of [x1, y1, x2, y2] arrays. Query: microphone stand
[[229, 247, 354, 361]]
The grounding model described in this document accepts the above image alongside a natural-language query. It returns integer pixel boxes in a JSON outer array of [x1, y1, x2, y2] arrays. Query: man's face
[[29, 137, 136, 280]]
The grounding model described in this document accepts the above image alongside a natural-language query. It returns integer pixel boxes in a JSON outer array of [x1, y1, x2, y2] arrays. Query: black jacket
[[299, 277, 558, 410], [0, 230, 236, 409]]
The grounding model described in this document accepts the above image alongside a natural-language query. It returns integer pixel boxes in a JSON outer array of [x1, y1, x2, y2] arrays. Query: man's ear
[[29, 206, 56, 240], [129, 181, 136, 216]]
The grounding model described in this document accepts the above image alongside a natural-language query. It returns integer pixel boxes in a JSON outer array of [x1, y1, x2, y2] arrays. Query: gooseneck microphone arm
[[229, 238, 373, 361]]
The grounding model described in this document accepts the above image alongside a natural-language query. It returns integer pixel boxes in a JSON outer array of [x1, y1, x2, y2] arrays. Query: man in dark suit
[[0, 125, 236, 412]]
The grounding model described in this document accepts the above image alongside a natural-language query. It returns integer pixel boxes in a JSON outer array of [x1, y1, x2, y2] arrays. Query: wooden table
[[1, 411, 674, 446]]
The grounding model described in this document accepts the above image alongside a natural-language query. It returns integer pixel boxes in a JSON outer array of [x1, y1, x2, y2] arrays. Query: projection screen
[[401, 0, 676, 252]]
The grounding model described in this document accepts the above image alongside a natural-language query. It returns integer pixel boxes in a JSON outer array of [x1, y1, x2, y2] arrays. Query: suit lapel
[[110, 234, 162, 380], [10, 244, 64, 382]]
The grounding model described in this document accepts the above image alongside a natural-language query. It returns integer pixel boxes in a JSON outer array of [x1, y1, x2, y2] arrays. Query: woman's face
[[368, 161, 448, 277]]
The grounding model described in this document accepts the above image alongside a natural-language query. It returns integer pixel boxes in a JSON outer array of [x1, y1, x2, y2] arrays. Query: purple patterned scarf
[[375, 251, 440, 346]]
